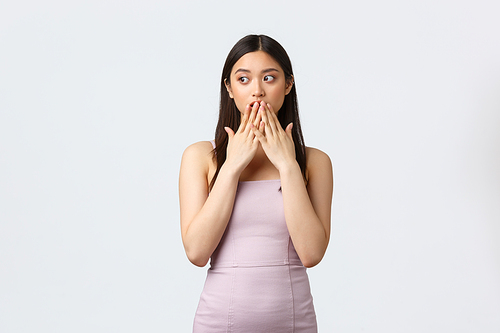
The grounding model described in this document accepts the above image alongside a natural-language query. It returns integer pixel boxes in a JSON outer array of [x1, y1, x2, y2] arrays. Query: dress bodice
[[210, 180, 302, 269]]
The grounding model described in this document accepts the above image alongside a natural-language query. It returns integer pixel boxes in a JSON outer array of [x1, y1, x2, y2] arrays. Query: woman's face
[[225, 51, 293, 116]]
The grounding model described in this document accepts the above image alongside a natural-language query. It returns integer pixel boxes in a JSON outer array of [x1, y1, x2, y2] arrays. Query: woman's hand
[[251, 101, 296, 172], [224, 102, 262, 173]]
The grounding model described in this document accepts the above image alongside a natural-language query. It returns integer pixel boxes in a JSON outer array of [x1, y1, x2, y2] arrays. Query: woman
[[179, 34, 333, 332]]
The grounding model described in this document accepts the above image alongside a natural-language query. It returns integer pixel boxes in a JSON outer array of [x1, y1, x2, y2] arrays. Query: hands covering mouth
[[224, 100, 296, 174], [250, 101, 266, 108]]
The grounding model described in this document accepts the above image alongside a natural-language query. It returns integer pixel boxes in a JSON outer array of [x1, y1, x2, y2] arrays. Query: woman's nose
[[252, 81, 265, 97]]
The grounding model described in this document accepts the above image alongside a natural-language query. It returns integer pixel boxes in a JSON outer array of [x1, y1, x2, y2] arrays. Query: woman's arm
[[280, 148, 333, 268], [179, 142, 239, 267], [252, 103, 333, 268], [179, 104, 261, 267]]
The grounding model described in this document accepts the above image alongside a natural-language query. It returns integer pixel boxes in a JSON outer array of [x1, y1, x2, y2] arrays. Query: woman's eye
[[239, 77, 249, 83], [263, 75, 275, 82]]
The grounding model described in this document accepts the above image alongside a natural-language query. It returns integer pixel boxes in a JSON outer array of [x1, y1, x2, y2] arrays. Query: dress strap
[[209, 140, 216, 149]]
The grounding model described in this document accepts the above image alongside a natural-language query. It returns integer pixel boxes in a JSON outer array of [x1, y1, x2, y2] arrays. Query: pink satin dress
[[192, 169, 317, 332]]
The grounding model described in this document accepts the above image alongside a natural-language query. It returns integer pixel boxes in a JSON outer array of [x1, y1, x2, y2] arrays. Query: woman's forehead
[[231, 51, 282, 74]]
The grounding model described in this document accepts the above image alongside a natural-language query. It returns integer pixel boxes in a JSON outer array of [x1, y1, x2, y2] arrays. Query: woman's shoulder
[[184, 141, 213, 157], [306, 146, 331, 164], [305, 146, 333, 180], [181, 140, 215, 168]]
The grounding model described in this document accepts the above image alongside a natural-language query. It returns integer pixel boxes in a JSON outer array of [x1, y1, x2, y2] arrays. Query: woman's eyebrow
[[234, 68, 280, 74], [234, 68, 251, 74], [261, 68, 280, 74]]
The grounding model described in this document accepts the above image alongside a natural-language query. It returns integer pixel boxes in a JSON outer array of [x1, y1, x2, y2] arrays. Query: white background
[[1, 1, 499, 332]]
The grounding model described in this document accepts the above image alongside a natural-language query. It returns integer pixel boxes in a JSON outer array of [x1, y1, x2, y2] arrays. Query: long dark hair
[[210, 34, 307, 190]]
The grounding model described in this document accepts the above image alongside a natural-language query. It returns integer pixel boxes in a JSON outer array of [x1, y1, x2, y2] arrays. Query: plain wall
[[1, 1, 499, 332]]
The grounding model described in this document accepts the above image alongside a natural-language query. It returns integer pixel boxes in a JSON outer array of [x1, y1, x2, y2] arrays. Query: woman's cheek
[[236, 101, 246, 114]]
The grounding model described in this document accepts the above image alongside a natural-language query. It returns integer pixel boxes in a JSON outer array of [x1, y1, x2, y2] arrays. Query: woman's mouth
[[250, 101, 264, 108]]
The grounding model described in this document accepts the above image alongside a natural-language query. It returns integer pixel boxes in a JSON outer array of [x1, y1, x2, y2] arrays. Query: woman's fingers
[[231, 103, 259, 145], [285, 122, 293, 140], [259, 119, 265, 132], [258, 103, 294, 145], [247, 102, 260, 128], [260, 103, 271, 134], [237, 104, 251, 133], [242, 103, 259, 142], [224, 126, 235, 139], [251, 122, 266, 140], [265, 103, 281, 134], [253, 104, 262, 128], [259, 102, 280, 137]]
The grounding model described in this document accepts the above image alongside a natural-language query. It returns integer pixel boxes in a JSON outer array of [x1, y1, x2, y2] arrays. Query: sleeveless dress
[[193, 143, 317, 332]]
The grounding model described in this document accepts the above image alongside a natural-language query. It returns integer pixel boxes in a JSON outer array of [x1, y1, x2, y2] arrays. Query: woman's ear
[[285, 75, 294, 95], [224, 78, 234, 99]]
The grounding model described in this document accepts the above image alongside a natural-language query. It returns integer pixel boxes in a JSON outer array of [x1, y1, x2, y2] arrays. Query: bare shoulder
[[304, 147, 333, 204], [305, 147, 332, 176], [182, 141, 214, 158], [306, 147, 331, 163], [180, 141, 215, 182]]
